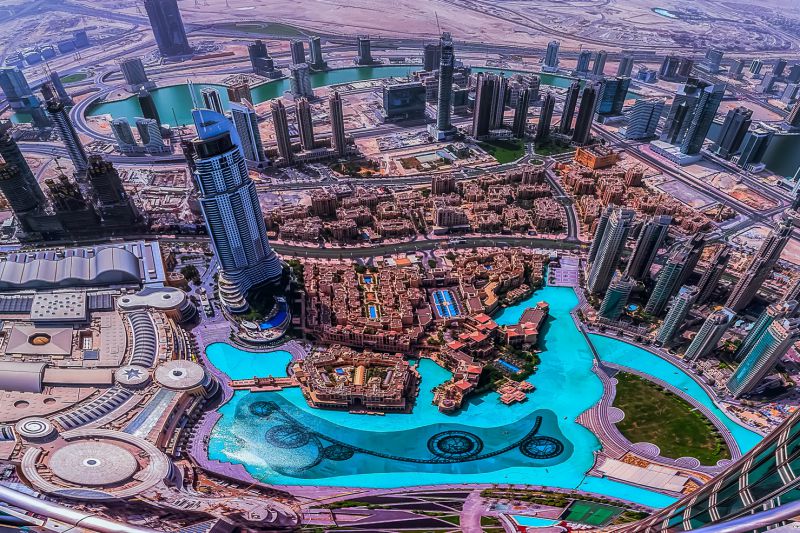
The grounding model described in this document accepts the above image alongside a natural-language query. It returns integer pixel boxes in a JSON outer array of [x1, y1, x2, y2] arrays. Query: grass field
[[478, 139, 526, 164], [212, 21, 305, 37], [561, 501, 623, 526], [613, 372, 731, 465], [60, 72, 88, 83]]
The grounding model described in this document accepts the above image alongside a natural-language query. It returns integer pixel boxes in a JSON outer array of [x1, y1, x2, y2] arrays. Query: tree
[[428, 259, 438, 268], [180, 264, 200, 283]]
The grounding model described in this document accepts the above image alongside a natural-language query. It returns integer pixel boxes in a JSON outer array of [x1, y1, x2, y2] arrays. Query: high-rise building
[[617, 55, 634, 77], [750, 59, 764, 77], [135, 118, 167, 153], [702, 48, 724, 73], [329, 91, 347, 157], [677, 57, 694, 80], [595, 76, 631, 117], [226, 80, 252, 106], [47, 71, 73, 105], [229, 100, 267, 165], [431, 32, 456, 140], [0, 66, 33, 109], [735, 302, 796, 366], [511, 88, 531, 138], [625, 214, 671, 280], [289, 63, 314, 98], [758, 73, 776, 94], [737, 125, 775, 169], [472, 72, 507, 139], [645, 245, 691, 316], [190, 108, 283, 313], [592, 50, 607, 76], [695, 246, 730, 305], [598, 275, 634, 320], [111, 118, 139, 153], [382, 82, 426, 121], [290, 40, 306, 66], [781, 83, 800, 105], [662, 78, 704, 144], [788, 64, 800, 83], [575, 50, 591, 74], [46, 99, 88, 172], [137, 89, 161, 125], [726, 213, 795, 311], [588, 205, 614, 263], [684, 307, 735, 360], [85, 155, 140, 226], [623, 98, 665, 140], [774, 58, 788, 77], [248, 40, 278, 78], [712, 106, 753, 159], [559, 80, 581, 134], [308, 36, 327, 70], [542, 41, 559, 72], [0, 121, 45, 206], [0, 163, 43, 232], [728, 58, 745, 79], [783, 102, 800, 131], [143, 0, 192, 57], [270, 100, 293, 164], [534, 91, 556, 144], [680, 82, 725, 155], [296, 97, 315, 151], [119, 58, 153, 92], [659, 55, 680, 80], [587, 207, 634, 294], [677, 232, 706, 287], [572, 83, 599, 145], [727, 317, 800, 397], [355, 36, 374, 65], [200, 88, 224, 114], [655, 285, 698, 346], [423, 43, 442, 72]]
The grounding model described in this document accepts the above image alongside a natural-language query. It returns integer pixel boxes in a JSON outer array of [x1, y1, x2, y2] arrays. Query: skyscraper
[[655, 285, 698, 346], [200, 88, 224, 114], [0, 164, 43, 231], [308, 36, 327, 70], [711, 106, 753, 158], [119, 58, 153, 92], [587, 207, 634, 294], [0, 66, 34, 109], [543, 41, 559, 72], [575, 50, 592, 75], [662, 78, 704, 144], [572, 83, 599, 145], [143, 0, 192, 57], [659, 55, 680, 79], [775, 58, 788, 77], [680, 82, 725, 155], [355, 36, 374, 65], [0, 121, 45, 205], [534, 91, 555, 144], [296, 97, 315, 151], [270, 100, 293, 164], [226, 80, 252, 106], [290, 40, 306, 66], [47, 71, 73, 105], [248, 40, 277, 78], [135, 118, 167, 153], [677, 232, 706, 288], [645, 245, 691, 316], [684, 307, 735, 360], [595, 76, 631, 117], [727, 318, 800, 397], [783, 102, 800, 131], [511, 88, 530, 138], [735, 301, 796, 363], [472, 72, 506, 139], [598, 275, 634, 321], [592, 50, 607, 76], [737, 125, 774, 169], [190, 108, 283, 313], [617, 55, 634, 77], [46, 99, 88, 172], [726, 213, 795, 311], [588, 205, 613, 263], [623, 98, 665, 140], [329, 91, 347, 157], [431, 32, 456, 140], [85, 156, 140, 226], [695, 246, 730, 305], [702, 48, 724, 73], [111, 118, 139, 153], [229, 100, 267, 165], [728, 58, 745, 79], [559, 80, 580, 134], [423, 43, 442, 72], [289, 63, 314, 98], [625, 214, 671, 280], [750, 59, 764, 77], [137, 89, 161, 125]]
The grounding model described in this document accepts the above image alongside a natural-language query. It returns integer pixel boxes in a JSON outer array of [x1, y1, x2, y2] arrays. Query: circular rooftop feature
[[15, 417, 55, 440], [50, 441, 138, 486], [114, 365, 150, 387], [28, 333, 51, 346], [154, 360, 206, 391]]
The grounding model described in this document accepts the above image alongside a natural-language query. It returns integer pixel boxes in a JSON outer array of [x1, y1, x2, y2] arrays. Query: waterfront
[[204, 284, 759, 507]]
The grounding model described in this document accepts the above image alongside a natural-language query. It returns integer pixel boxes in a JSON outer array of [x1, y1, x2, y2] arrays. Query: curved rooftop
[[117, 287, 187, 312], [0, 361, 46, 393]]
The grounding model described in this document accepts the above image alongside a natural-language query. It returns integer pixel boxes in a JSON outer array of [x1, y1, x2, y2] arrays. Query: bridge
[[229, 376, 299, 391]]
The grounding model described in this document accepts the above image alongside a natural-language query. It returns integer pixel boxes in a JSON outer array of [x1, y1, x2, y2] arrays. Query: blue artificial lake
[[206, 285, 761, 507]]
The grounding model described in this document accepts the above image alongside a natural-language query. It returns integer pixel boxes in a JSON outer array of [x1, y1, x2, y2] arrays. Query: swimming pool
[[498, 358, 522, 373], [512, 515, 559, 527], [433, 289, 460, 318], [367, 304, 379, 319]]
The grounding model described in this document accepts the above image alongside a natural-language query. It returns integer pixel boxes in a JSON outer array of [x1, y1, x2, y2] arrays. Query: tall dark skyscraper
[[248, 40, 277, 77], [137, 89, 161, 125], [595, 76, 631, 117], [355, 36, 374, 65], [296, 97, 315, 151], [0, 121, 44, 207], [587, 207, 634, 294], [559, 80, 581, 134], [592, 50, 607, 76], [534, 91, 555, 143], [617, 55, 634, 77], [329, 91, 347, 157], [511, 88, 531, 138], [695, 246, 730, 305], [270, 100, 293, 164], [423, 43, 442, 72], [625, 215, 671, 281], [712, 106, 753, 159], [572, 83, 599, 145], [143, 0, 192, 57], [644, 243, 692, 316], [680, 82, 725, 155], [46, 99, 88, 172], [471, 73, 506, 139], [290, 40, 306, 66], [308, 36, 327, 70], [85, 156, 140, 227], [431, 32, 456, 140]]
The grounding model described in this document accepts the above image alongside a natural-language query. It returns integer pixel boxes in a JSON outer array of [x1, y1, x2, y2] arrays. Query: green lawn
[[613, 372, 731, 465], [561, 501, 623, 526], [532, 141, 574, 157], [213, 21, 305, 37], [478, 139, 526, 164], [60, 72, 88, 84]]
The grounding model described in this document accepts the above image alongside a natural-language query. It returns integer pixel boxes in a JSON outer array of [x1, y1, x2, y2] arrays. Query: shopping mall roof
[[0, 361, 46, 393]]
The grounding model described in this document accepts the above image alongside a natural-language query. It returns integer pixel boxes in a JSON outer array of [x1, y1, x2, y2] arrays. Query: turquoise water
[[513, 515, 559, 527], [205, 286, 681, 508], [589, 334, 762, 453], [653, 8, 679, 18]]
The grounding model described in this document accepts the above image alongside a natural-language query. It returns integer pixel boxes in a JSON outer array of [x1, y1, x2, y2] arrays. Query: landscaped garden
[[478, 138, 526, 163]]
